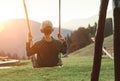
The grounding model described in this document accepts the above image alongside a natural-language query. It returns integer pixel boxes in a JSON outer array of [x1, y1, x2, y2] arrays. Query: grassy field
[[0, 35, 114, 81], [0, 56, 114, 81]]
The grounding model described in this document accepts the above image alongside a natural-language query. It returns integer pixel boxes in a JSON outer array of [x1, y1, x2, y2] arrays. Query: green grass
[[0, 56, 114, 81], [103, 35, 113, 47]]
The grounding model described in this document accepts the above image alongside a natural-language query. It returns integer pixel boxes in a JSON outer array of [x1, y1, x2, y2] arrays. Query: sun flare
[[0, 0, 25, 22], [0, 23, 4, 32]]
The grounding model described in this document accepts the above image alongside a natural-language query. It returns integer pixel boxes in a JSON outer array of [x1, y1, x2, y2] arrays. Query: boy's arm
[[26, 42, 38, 56], [57, 34, 67, 54]]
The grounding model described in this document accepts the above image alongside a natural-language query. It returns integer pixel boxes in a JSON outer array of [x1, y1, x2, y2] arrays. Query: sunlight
[[0, 0, 25, 22], [0, 12, 11, 22], [0, 23, 4, 32]]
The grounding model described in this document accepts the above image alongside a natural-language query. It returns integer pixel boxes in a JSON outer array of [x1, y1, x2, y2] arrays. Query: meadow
[[0, 56, 114, 81]]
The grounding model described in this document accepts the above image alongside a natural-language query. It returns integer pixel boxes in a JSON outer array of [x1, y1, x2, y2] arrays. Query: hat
[[40, 20, 53, 30]]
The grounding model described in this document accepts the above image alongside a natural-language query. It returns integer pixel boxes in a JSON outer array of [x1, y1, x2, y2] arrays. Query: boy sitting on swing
[[26, 20, 67, 68]]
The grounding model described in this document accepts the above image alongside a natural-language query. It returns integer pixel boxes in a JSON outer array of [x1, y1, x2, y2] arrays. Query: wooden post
[[91, 0, 109, 81], [113, 0, 120, 81]]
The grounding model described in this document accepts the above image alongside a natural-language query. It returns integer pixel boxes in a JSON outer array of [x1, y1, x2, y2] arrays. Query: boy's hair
[[40, 20, 54, 35]]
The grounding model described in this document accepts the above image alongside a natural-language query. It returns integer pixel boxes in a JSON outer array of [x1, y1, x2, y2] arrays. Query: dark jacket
[[26, 37, 67, 67]]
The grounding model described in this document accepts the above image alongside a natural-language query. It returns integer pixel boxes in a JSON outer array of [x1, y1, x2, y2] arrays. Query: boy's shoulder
[[53, 38, 61, 43], [34, 39, 44, 45], [53, 39, 63, 47], [34, 38, 62, 45]]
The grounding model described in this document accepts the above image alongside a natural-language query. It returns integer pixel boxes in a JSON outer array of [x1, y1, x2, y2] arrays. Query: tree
[[65, 34, 72, 49], [68, 27, 91, 53], [94, 22, 97, 33], [91, 0, 109, 81], [104, 18, 113, 37], [87, 23, 97, 37]]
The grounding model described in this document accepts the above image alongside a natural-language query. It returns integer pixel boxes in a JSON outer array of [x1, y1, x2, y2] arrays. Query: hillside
[[0, 19, 72, 58], [71, 35, 113, 56]]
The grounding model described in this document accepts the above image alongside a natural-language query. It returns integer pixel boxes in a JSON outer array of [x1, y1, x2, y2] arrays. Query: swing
[[23, 0, 62, 68]]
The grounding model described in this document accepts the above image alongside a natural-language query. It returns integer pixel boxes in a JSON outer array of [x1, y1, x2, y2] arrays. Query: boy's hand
[[28, 32, 33, 42], [58, 33, 65, 41]]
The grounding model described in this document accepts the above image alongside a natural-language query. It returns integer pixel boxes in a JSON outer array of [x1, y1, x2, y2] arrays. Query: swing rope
[[23, 0, 38, 68], [58, 0, 61, 35], [23, 0, 32, 43]]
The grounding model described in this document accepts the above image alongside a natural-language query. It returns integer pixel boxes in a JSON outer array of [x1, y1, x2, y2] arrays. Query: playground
[[0, 0, 120, 81]]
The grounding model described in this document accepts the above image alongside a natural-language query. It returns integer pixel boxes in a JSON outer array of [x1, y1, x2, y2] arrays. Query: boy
[[26, 20, 67, 67]]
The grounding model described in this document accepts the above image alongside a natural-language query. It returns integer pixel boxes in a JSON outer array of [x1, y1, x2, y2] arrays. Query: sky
[[0, 0, 112, 30]]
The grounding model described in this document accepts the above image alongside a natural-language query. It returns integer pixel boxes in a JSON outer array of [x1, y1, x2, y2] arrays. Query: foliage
[[65, 33, 72, 49], [104, 18, 113, 37], [67, 22, 98, 54], [68, 27, 91, 53], [87, 22, 97, 37], [67, 17, 113, 54]]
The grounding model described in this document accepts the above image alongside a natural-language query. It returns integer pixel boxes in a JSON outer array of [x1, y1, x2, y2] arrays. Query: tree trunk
[[113, 0, 120, 81], [91, 0, 109, 81]]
